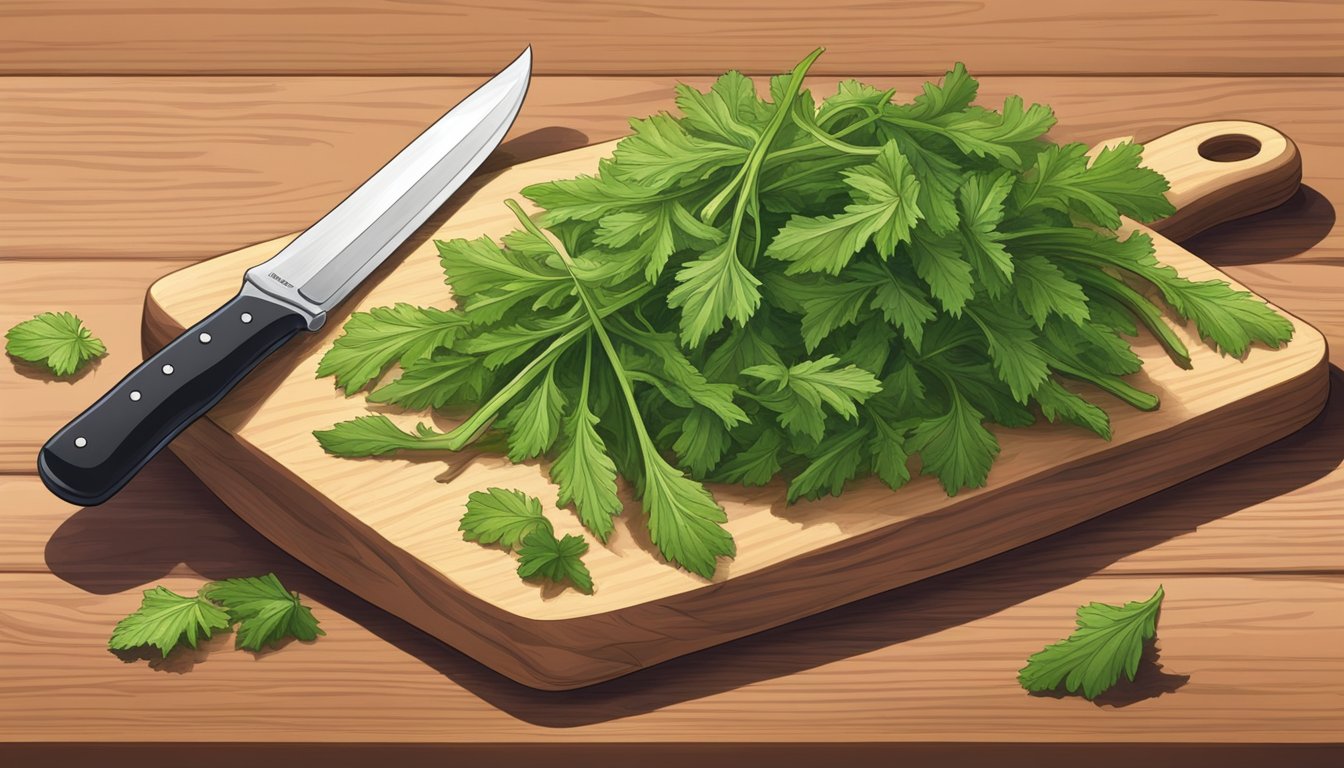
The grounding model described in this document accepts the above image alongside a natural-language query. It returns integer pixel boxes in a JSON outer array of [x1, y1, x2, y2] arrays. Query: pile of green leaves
[[315, 49, 1293, 581], [109, 573, 324, 657]]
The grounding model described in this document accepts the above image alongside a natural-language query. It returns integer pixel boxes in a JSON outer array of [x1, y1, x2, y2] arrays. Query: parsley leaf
[[790, 262, 934, 353], [1034, 379, 1112, 440], [316, 304, 464, 394], [459, 487, 553, 549], [908, 229, 975, 315], [766, 142, 922, 274], [745, 355, 882, 442], [495, 364, 569, 462], [1018, 142, 1176, 227], [640, 453, 736, 578], [550, 343, 623, 542], [611, 113, 749, 188], [923, 96, 1056, 167], [6, 311, 106, 376], [110, 574, 322, 658], [109, 586, 232, 658], [1016, 227, 1293, 356], [1012, 254, 1090, 328], [516, 530, 594, 594], [957, 171, 1015, 294], [459, 488, 595, 593], [676, 70, 770, 148], [314, 415, 453, 457], [201, 574, 324, 652], [788, 425, 869, 502], [1018, 585, 1165, 699], [967, 303, 1051, 403], [907, 388, 1000, 495], [666, 240, 765, 346], [367, 350, 492, 409], [713, 428, 786, 486], [437, 236, 572, 325]]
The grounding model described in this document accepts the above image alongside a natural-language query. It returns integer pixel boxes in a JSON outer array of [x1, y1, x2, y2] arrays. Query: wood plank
[[0, 456, 288, 578], [3, 745, 1341, 768], [0, 258, 195, 470], [1, 572, 1339, 743], [2, 76, 1340, 263], [0, 1, 1339, 75]]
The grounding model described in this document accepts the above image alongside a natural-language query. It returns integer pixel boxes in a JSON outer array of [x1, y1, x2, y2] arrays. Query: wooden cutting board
[[142, 119, 1327, 690]]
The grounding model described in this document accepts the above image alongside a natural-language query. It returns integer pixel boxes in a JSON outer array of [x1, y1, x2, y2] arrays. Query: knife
[[38, 48, 532, 506]]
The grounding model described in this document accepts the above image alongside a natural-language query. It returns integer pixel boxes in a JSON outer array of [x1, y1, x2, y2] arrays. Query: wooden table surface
[[2, 2, 1342, 764]]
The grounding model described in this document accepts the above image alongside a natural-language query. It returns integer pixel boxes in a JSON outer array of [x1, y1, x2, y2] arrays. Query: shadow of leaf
[[107, 631, 232, 674], [1027, 640, 1189, 707], [7, 353, 103, 383]]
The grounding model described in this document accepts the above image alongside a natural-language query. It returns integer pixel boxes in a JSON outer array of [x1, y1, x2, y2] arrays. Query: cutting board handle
[[1111, 120, 1301, 242]]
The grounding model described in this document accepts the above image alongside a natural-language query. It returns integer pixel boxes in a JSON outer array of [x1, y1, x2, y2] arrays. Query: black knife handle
[[38, 289, 309, 506]]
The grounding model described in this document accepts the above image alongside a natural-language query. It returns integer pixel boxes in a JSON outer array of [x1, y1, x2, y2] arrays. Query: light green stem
[[700, 47, 826, 233], [443, 324, 586, 450], [795, 116, 880, 156], [517, 200, 662, 450]]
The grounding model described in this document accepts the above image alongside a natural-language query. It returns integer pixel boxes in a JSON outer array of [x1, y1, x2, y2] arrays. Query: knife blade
[[38, 48, 532, 506]]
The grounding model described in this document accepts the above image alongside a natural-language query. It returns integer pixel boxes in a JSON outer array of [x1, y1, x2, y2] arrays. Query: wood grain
[[136, 133, 1328, 688], [2, 68, 1342, 754], [1, 572, 1341, 744], [0, 1, 1340, 75], [2, 745, 1340, 768], [3, 76, 1340, 263], [0, 259, 196, 470]]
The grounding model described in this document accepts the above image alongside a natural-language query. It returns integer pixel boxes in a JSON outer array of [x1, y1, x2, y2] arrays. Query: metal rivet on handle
[[199, 332, 212, 344], [130, 390, 141, 402], [74, 437, 87, 448], [162, 364, 174, 375], [241, 313, 253, 324]]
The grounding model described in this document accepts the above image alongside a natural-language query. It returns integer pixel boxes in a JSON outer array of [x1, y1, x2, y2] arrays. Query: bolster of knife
[[37, 288, 308, 506]]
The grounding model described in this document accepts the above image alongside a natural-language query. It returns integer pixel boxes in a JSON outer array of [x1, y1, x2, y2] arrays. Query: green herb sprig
[[109, 573, 323, 657], [315, 51, 1293, 581]]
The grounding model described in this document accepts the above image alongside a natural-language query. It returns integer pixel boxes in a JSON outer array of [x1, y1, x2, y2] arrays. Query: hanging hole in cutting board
[[1198, 134, 1261, 162]]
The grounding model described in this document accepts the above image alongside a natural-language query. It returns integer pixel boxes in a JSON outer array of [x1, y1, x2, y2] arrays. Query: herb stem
[[795, 117, 880, 156], [553, 251, 658, 450], [879, 114, 960, 142], [700, 47, 826, 231], [1048, 357, 1160, 411], [444, 200, 663, 450], [764, 109, 886, 165], [443, 325, 587, 450], [814, 88, 896, 130], [760, 155, 859, 194], [998, 226, 1077, 241], [1074, 268, 1192, 369], [508, 197, 661, 449]]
